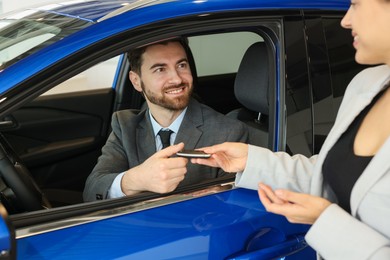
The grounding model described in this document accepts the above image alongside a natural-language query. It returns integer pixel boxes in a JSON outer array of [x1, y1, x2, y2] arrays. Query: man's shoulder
[[112, 108, 147, 126], [348, 65, 390, 92], [114, 108, 145, 117], [190, 98, 247, 127]]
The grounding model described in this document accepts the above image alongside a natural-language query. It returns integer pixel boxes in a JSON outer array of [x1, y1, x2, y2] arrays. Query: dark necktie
[[158, 129, 173, 149]]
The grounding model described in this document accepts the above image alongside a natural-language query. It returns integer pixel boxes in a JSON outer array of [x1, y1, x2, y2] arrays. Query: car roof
[[14, 0, 350, 22]]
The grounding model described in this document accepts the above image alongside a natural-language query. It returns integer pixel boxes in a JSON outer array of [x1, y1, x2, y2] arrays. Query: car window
[[284, 16, 365, 157], [189, 32, 263, 77], [189, 31, 266, 115], [43, 56, 121, 95], [284, 18, 312, 156], [312, 17, 366, 154]]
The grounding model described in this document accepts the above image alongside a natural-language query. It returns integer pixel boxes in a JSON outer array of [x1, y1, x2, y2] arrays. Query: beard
[[141, 82, 193, 111]]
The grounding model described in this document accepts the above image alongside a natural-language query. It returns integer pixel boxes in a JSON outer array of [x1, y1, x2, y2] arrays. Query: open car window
[[3, 25, 277, 222]]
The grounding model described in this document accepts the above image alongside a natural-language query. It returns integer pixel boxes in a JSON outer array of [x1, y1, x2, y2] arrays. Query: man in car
[[83, 38, 249, 201]]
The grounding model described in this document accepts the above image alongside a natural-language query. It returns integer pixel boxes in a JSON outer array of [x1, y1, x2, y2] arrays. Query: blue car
[[0, 0, 365, 259]]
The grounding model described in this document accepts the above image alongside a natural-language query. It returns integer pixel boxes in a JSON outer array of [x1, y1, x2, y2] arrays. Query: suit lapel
[[327, 94, 375, 149], [136, 111, 156, 160], [175, 99, 203, 149]]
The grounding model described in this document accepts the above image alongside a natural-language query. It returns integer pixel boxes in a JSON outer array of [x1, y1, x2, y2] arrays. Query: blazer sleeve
[[235, 144, 317, 192], [83, 112, 130, 201], [215, 116, 249, 177], [306, 204, 390, 260]]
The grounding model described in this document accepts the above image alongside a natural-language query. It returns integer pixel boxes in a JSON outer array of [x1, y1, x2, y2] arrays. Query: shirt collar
[[149, 107, 188, 137]]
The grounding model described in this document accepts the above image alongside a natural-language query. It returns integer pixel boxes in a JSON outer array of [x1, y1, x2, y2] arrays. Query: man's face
[[131, 41, 193, 111]]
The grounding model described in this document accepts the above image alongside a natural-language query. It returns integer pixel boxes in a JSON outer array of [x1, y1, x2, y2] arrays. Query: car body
[[0, 0, 365, 258]]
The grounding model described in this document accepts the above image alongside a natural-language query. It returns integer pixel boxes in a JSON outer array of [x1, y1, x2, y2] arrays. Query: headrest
[[234, 42, 269, 115]]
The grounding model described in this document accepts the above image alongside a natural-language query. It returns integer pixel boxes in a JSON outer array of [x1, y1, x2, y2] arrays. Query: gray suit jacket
[[236, 65, 390, 259], [84, 98, 248, 201]]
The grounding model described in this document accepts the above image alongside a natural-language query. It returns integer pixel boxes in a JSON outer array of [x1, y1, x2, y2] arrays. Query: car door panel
[[1, 88, 114, 205], [15, 188, 314, 259]]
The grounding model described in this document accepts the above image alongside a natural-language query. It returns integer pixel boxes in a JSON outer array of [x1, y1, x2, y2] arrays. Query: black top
[[322, 89, 386, 213]]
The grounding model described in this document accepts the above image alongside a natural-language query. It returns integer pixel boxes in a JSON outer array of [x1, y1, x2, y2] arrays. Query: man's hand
[[121, 142, 188, 195], [258, 183, 331, 225]]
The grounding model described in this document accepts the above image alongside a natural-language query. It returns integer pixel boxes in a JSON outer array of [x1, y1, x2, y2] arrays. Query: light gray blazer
[[83, 98, 249, 202], [236, 65, 390, 259]]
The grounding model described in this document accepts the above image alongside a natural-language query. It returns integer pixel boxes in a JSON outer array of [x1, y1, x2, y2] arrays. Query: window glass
[[310, 17, 366, 154], [304, 17, 334, 155], [189, 32, 263, 76], [323, 18, 367, 99], [284, 18, 312, 156], [43, 56, 120, 95], [188, 31, 264, 115]]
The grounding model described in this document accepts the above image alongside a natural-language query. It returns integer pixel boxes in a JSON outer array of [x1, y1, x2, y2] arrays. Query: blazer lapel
[[325, 66, 390, 215], [320, 74, 389, 159], [351, 137, 390, 216], [136, 111, 156, 160], [175, 99, 203, 149], [313, 66, 390, 199]]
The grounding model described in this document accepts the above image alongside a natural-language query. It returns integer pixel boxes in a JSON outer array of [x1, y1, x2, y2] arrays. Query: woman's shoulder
[[353, 65, 390, 85], [346, 65, 390, 94]]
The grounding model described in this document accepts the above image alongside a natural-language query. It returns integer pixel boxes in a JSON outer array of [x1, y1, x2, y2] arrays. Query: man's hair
[[127, 37, 190, 75]]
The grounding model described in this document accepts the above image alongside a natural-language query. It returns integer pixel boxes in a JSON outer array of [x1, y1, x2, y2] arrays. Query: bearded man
[[83, 38, 248, 201]]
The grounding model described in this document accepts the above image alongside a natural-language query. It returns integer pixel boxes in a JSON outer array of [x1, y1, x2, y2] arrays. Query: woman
[[192, 0, 390, 259]]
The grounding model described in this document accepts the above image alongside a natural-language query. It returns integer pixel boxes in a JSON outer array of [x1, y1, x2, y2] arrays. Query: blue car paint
[[16, 188, 311, 259], [0, 0, 350, 94], [31, 0, 350, 23], [0, 217, 11, 254]]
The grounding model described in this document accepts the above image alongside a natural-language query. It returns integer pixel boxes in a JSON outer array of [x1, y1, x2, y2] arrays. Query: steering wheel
[[0, 133, 51, 214]]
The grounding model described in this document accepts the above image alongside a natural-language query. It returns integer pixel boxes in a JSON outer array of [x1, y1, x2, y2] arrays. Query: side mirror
[[0, 203, 16, 259]]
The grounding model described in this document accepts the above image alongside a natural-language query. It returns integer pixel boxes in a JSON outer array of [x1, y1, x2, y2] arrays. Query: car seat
[[226, 42, 271, 147]]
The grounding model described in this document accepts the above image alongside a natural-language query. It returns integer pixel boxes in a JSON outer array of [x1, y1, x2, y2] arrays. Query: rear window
[[0, 10, 91, 71]]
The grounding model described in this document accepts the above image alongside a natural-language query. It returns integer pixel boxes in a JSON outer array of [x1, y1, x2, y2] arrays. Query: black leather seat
[[227, 42, 271, 147]]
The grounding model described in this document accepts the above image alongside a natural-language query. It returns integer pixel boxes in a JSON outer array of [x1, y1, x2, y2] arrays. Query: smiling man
[[83, 38, 249, 201]]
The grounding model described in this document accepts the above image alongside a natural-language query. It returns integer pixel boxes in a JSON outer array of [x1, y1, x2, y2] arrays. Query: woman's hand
[[191, 142, 248, 173], [258, 183, 332, 225]]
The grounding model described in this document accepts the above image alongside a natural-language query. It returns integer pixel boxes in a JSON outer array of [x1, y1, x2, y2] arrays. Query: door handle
[[0, 120, 15, 127], [0, 115, 17, 129], [226, 234, 307, 260]]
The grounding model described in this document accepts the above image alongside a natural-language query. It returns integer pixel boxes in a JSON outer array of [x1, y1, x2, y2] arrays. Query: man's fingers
[[155, 142, 185, 158], [167, 164, 187, 177]]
